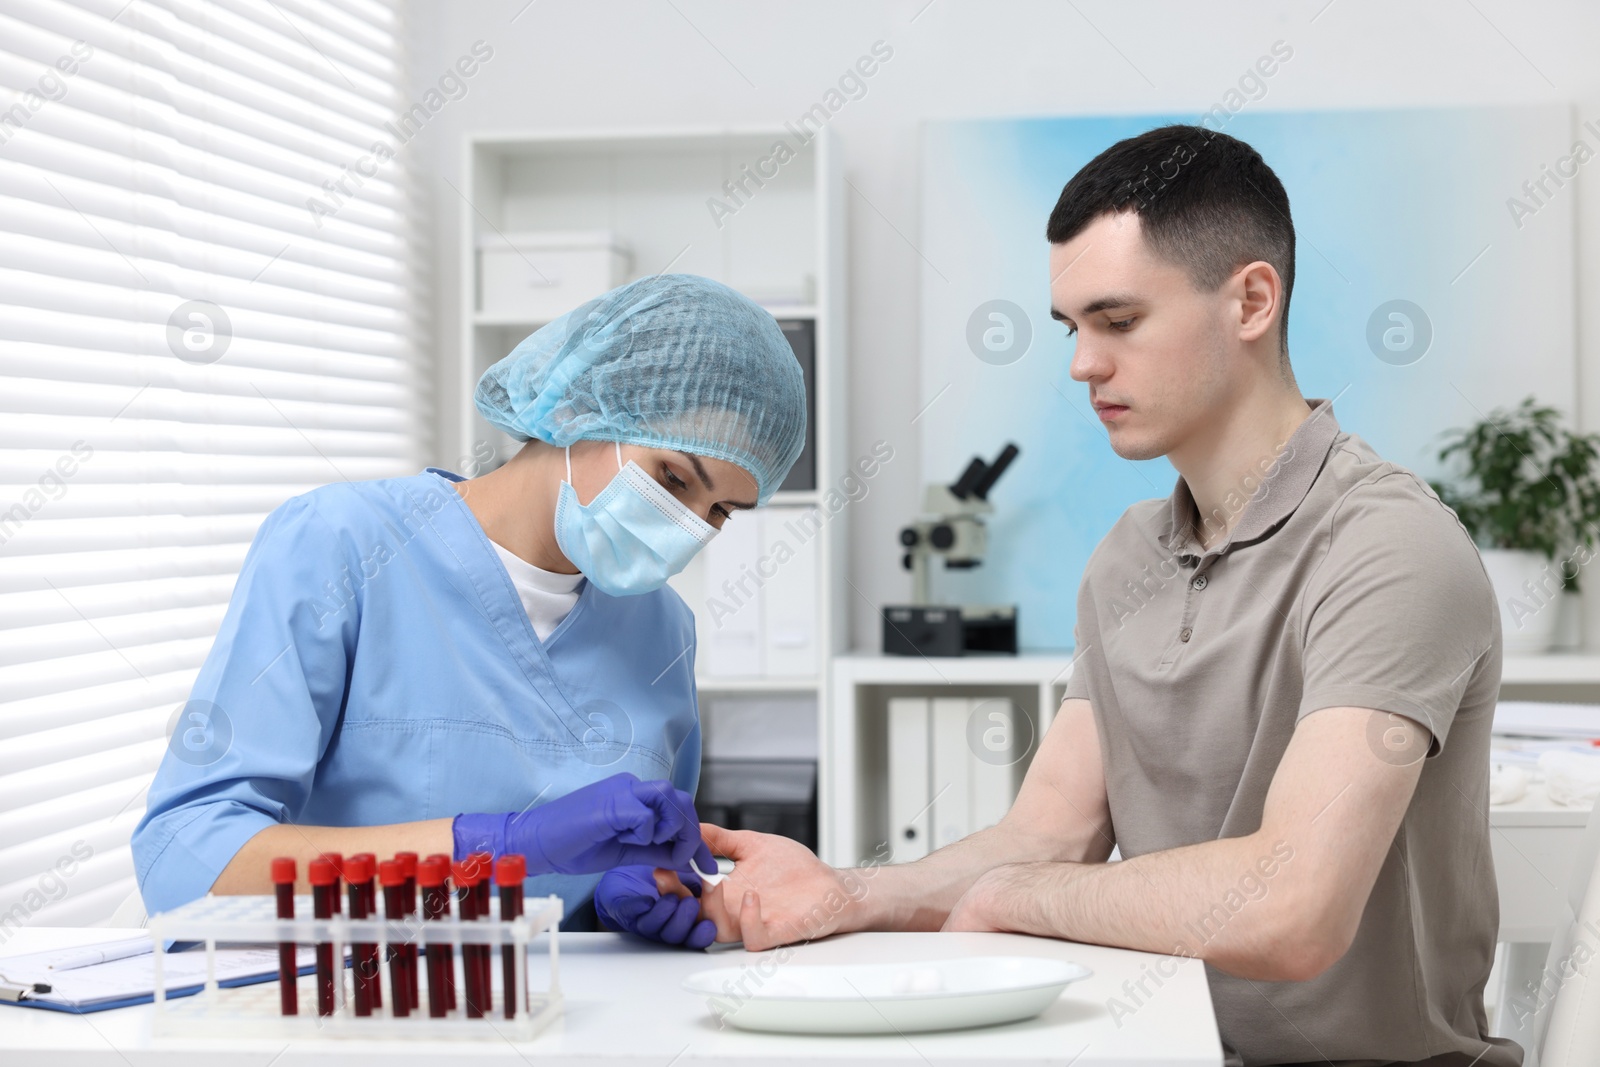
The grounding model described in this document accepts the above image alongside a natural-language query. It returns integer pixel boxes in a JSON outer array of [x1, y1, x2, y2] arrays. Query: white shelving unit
[[824, 653, 1081, 867], [825, 650, 1600, 868], [457, 126, 848, 769]]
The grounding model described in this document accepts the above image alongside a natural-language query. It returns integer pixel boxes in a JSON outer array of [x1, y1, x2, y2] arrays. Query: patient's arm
[[698, 697, 1114, 949], [942, 704, 1427, 982]]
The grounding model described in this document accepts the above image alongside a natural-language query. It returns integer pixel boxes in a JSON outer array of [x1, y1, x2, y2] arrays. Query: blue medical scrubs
[[131, 469, 703, 921]]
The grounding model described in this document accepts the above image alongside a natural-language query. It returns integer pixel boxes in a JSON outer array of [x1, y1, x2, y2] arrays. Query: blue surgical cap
[[474, 274, 807, 505]]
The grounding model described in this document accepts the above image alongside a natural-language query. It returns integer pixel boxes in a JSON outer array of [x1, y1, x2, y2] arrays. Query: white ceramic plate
[[682, 955, 1091, 1034]]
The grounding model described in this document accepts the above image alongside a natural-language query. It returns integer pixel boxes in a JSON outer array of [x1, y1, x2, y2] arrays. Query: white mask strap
[[564, 445, 573, 484], [614, 441, 623, 471]]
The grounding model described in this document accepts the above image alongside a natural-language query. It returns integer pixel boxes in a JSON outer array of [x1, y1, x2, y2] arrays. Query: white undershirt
[[489, 540, 585, 641]]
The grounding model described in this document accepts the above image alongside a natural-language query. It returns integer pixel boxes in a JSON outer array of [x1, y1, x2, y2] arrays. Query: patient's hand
[[697, 824, 867, 951]]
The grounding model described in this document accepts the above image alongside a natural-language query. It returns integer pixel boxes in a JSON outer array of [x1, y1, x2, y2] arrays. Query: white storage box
[[477, 230, 632, 322]]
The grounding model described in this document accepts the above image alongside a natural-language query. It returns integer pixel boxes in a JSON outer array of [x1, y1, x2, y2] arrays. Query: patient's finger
[[700, 881, 741, 943], [653, 868, 695, 899]]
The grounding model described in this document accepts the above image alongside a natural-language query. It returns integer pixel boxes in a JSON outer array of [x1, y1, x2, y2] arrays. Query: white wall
[[402, 0, 1600, 652]]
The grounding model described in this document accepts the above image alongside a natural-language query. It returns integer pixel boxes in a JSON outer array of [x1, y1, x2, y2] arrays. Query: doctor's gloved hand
[[452, 772, 716, 876], [595, 866, 717, 950]]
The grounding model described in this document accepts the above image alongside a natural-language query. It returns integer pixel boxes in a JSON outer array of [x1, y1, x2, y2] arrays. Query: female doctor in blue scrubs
[[131, 275, 806, 942]]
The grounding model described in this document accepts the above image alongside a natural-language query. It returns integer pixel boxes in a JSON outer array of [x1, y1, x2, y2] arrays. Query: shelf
[[1501, 654, 1600, 685], [833, 651, 1079, 688], [695, 676, 822, 694], [474, 314, 552, 328], [829, 652, 1600, 688]]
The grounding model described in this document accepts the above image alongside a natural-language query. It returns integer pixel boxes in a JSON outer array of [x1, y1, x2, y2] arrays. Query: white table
[[1488, 781, 1593, 1044], [0, 928, 1222, 1066]]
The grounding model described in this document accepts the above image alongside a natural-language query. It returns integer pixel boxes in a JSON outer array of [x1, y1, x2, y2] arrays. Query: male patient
[[698, 126, 1518, 1067]]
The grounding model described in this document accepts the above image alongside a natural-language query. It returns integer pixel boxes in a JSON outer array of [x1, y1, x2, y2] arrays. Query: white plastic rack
[[146, 892, 563, 1040]]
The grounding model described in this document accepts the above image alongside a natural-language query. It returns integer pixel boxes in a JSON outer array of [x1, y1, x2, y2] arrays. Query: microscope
[[881, 443, 1021, 656]]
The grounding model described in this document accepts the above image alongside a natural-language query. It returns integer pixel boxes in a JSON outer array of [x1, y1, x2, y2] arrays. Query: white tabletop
[[1, 927, 1221, 1066]]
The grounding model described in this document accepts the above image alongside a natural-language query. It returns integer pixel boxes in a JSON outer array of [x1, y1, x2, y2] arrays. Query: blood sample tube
[[318, 852, 344, 914], [394, 852, 419, 915], [419, 857, 452, 1018], [425, 854, 455, 1011], [495, 854, 525, 1020], [309, 856, 338, 1016], [379, 860, 410, 1017], [452, 860, 483, 1017], [395, 851, 420, 1009], [344, 854, 376, 1016], [469, 852, 493, 1010], [272, 857, 298, 1016], [351, 854, 381, 1009]]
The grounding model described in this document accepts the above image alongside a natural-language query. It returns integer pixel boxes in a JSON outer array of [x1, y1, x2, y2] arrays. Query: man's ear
[[1233, 259, 1282, 346]]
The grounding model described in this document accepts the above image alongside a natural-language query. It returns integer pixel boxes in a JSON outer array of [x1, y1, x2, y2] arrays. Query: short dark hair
[[1045, 124, 1295, 356]]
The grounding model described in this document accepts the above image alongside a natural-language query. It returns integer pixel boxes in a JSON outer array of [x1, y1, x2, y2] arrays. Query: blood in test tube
[[345, 854, 376, 1016], [394, 852, 418, 915], [394, 851, 420, 1008], [495, 854, 525, 1020], [419, 857, 453, 1018], [379, 860, 410, 1017], [271, 857, 298, 1016], [309, 856, 338, 1016], [469, 852, 493, 1010], [425, 854, 456, 1011], [318, 852, 344, 914], [452, 860, 483, 1017], [350, 853, 381, 1009]]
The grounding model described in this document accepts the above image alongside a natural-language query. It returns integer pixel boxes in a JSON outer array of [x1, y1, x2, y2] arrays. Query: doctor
[[131, 274, 807, 937]]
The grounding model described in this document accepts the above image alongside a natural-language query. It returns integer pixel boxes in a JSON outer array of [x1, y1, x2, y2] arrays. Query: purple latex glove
[[452, 772, 715, 876], [595, 866, 717, 950]]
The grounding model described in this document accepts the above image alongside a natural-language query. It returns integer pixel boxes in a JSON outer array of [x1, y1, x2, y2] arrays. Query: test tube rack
[[147, 891, 564, 1040]]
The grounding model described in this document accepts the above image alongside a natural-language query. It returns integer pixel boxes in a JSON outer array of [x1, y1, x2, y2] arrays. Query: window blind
[[0, 0, 428, 931]]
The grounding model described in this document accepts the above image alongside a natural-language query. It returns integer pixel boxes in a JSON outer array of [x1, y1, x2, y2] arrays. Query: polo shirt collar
[[1163, 397, 1342, 558]]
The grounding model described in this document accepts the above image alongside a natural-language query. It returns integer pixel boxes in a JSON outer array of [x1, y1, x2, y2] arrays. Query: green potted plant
[[1429, 397, 1600, 654]]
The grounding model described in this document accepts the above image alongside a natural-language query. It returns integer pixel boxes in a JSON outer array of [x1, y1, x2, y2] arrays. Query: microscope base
[[881, 604, 1018, 657]]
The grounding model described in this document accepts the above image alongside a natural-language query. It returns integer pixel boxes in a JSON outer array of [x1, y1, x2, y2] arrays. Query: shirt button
[[1179, 627, 1193, 642], [1192, 574, 1208, 590]]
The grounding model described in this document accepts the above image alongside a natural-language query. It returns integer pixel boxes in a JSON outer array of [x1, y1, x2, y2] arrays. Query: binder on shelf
[[759, 507, 819, 677], [930, 697, 972, 849], [702, 511, 763, 677], [776, 319, 816, 493], [887, 697, 932, 862], [968, 697, 1018, 832]]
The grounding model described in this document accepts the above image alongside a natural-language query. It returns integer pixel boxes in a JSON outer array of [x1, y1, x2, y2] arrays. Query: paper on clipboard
[[1, 939, 314, 1013]]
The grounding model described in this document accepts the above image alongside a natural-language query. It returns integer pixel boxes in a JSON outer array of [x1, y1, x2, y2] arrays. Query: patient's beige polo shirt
[[1064, 399, 1519, 1067]]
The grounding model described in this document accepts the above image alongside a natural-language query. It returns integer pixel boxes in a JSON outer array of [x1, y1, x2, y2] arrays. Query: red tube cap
[[271, 857, 296, 885], [309, 857, 337, 886], [494, 854, 526, 885], [378, 859, 404, 888], [451, 860, 477, 888], [417, 857, 449, 888], [462, 852, 492, 884], [394, 852, 418, 879], [345, 854, 373, 884], [350, 852, 376, 879], [318, 852, 344, 880]]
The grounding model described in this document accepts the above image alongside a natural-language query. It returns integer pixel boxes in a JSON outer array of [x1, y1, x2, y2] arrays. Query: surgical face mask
[[553, 442, 719, 597]]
